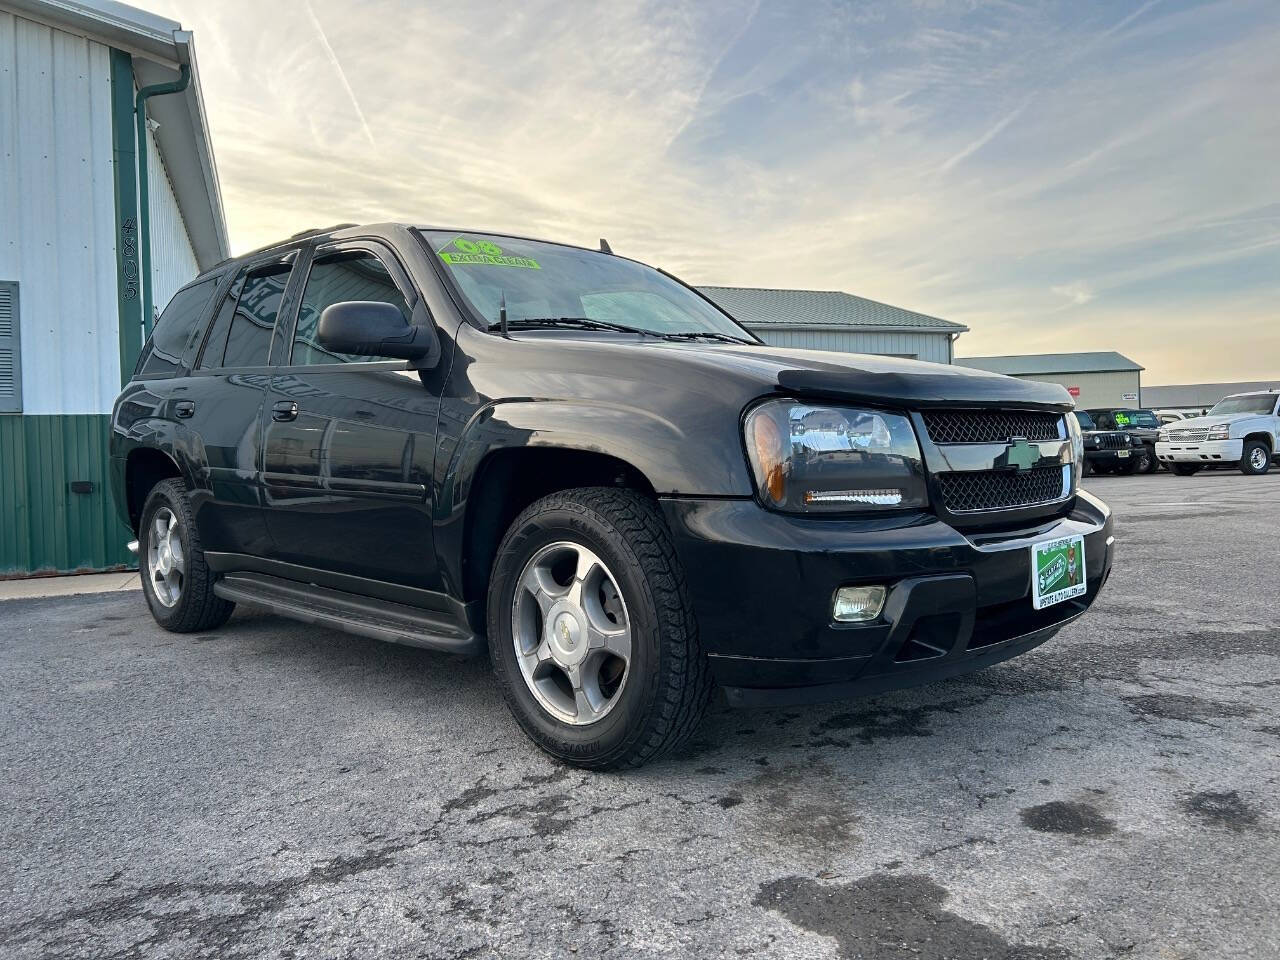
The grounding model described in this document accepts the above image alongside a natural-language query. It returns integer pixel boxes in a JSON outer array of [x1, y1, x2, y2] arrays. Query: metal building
[[955, 352, 1144, 408], [1, 0, 226, 575], [698, 286, 966, 364]]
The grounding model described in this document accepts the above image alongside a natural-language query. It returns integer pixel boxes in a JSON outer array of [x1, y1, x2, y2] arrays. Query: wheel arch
[[124, 447, 185, 534], [1242, 431, 1274, 451], [454, 445, 660, 617]]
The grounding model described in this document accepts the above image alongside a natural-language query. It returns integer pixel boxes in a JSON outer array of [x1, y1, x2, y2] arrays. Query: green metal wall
[[0, 415, 133, 576]]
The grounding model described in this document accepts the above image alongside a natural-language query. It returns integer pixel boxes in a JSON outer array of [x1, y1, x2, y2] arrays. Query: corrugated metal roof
[[955, 351, 1143, 375], [1143, 381, 1280, 408], [697, 286, 967, 333]]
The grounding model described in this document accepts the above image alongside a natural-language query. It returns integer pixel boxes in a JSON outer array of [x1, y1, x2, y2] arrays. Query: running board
[[213, 572, 483, 656]]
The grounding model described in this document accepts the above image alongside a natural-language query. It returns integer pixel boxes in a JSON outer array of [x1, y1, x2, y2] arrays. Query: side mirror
[[317, 301, 437, 363]]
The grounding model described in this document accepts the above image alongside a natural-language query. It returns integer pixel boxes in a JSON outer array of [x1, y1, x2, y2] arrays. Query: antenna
[[499, 291, 510, 338], [599, 238, 613, 254]]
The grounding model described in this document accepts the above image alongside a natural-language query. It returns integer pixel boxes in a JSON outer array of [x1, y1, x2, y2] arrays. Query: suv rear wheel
[[139, 478, 235, 632], [486, 487, 712, 769], [1240, 440, 1272, 476]]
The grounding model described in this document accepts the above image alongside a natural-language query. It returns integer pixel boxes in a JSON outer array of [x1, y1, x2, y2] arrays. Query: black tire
[[1081, 459, 1094, 477], [1115, 459, 1138, 476], [139, 478, 235, 632], [1240, 440, 1272, 476], [486, 487, 712, 770], [1136, 445, 1158, 474], [1171, 463, 1202, 477]]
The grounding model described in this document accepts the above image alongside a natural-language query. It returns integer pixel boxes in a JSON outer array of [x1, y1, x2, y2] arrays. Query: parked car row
[[1075, 392, 1279, 477]]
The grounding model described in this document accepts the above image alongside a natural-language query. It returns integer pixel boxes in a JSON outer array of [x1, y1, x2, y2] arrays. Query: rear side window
[[200, 264, 290, 369], [137, 278, 217, 377], [291, 251, 411, 365]]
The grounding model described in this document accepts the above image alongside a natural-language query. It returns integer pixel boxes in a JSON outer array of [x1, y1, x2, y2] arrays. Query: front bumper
[[1084, 447, 1137, 468], [1156, 439, 1242, 464], [659, 492, 1114, 707]]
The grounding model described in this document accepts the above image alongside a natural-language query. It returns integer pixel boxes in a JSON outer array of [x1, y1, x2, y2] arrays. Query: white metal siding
[[1016, 371, 1142, 409], [0, 12, 118, 415], [144, 119, 198, 321], [753, 328, 953, 364]]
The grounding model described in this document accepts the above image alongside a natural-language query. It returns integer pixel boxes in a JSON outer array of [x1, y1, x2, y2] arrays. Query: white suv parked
[[1156, 391, 1280, 476]]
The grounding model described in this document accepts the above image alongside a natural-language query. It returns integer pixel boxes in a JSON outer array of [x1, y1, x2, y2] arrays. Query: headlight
[[743, 400, 927, 513], [1208, 424, 1231, 440], [1067, 412, 1084, 470], [1158, 429, 1169, 442]]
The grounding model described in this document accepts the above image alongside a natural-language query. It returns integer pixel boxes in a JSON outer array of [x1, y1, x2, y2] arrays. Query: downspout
[[135, 64, 191, 333]]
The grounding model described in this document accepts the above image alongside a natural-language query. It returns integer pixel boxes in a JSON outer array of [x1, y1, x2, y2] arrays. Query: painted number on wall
[[121, 217, 138, 301]]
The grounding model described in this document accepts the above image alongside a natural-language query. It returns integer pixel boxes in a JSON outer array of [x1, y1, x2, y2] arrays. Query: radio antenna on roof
[[599, 238, 613, 254]]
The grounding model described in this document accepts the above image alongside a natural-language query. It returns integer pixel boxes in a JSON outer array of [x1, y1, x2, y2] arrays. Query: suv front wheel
[[486, 487, 712, 769], [139, 478, 235, 632]]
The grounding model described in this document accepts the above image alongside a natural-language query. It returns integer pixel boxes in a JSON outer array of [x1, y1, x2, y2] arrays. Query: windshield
[[1075, 411, 1096, 430], [1208, 394, 1277, 417], [1111, 409, 1159, 429], [422, 231, 752, 340]]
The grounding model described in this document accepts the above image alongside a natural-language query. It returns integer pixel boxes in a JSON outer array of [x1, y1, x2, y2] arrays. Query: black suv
[[1075, 410, 1146, 476], [111, 224, 1114, 768], [1085, 408, 1162, 474]]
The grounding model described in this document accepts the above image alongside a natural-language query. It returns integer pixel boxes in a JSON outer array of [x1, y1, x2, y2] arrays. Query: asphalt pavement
[[2, 471, 1277, 959]]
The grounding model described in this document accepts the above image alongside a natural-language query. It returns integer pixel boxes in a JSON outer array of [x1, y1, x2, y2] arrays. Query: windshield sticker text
[[438, 237, 540, 270]]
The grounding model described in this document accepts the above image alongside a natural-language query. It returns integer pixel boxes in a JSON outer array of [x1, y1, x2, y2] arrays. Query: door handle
[[272, 400, 299, 422], [174, 400, 196, 419]]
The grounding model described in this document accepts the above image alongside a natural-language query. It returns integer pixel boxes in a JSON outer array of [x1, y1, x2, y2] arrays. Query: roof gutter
[[135, 63, 190, 331]]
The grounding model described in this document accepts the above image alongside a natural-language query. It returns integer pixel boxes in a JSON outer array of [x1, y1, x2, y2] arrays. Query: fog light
[[833, 585, 886, 623]]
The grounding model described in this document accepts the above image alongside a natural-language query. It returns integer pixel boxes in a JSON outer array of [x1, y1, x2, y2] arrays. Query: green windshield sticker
[[1115, 412, 1131, 425], [437, 237, 540, 270]]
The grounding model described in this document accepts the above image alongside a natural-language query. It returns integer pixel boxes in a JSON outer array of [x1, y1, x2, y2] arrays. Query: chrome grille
[[1170, 428, 1209, 442], [921, 410, 1062, 444], [936, 465, 1067, 513]]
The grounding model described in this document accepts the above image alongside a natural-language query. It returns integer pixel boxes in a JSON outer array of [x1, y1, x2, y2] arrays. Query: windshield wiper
[[488, 316, 660, 337], [658, 330, 754, 345]]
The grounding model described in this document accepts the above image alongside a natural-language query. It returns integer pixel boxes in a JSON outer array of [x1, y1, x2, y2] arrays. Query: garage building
[[698, 286, 966, 364], [1, 0, 226, 575], [955, 352, 1144, 408]]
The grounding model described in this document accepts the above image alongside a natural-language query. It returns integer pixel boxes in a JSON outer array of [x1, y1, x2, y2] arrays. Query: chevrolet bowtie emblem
[[997, 437, 1042, 472]]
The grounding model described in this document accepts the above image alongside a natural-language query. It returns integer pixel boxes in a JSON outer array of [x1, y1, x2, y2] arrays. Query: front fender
[[439, 397, 754, 514]]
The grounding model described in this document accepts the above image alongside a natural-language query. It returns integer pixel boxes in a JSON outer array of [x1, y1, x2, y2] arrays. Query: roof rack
[[208, 223, 361, 272], [287, 222, 359, 240]]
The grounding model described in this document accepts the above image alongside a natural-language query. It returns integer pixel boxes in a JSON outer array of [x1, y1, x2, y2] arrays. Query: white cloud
[[1050, 282, 1094, 307]]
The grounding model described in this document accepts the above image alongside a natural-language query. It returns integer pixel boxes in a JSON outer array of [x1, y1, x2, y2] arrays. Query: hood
[[1166, 411, 1261, 430], [645, 341, 1074, 411]]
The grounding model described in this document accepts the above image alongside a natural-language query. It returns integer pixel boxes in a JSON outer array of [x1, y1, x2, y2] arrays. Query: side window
[[291, 251, 411, 365], [137, 278, 217, 378], [200, 264, 290, 369]]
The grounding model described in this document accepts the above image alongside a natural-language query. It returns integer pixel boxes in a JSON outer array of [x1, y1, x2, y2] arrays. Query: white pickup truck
[[1155, 390, 1280, 476]]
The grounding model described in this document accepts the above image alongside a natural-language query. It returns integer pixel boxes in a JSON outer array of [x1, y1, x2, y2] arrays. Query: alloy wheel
[[1250, 446, 1268, 471], [511, 541, 632, 725], [146, 507, 185, 608]]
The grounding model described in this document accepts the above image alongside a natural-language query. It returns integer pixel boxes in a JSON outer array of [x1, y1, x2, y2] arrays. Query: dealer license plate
[[1031, 534, 1087, 610], [1116, 449, 1130, 458]]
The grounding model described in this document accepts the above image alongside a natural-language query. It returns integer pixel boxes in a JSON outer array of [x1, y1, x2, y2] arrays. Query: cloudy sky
[[144, 0, 1279, 383]]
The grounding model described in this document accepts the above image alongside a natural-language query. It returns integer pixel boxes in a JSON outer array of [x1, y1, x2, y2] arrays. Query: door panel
[[259, 243, 440, 589], [177, 372, 273, 556], [262, 368, 438, 587]]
